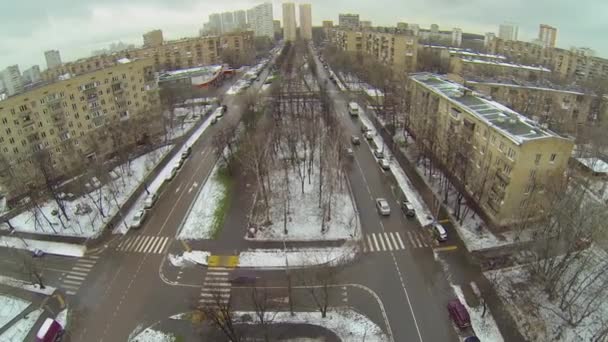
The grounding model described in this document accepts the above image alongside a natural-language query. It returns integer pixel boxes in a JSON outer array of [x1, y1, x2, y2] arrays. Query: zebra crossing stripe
[[372, 234, 380, 251], [66, 290, 77, 296], [378, 233, 386, 250], [66, 274, 85, 281], [137, 236, 152, 253], [76, 259, 96, 266], [366, 236, 374, 252], [68, 271, 87, 277], [389, 233, 399, 250], [117, 237, 132, 249], [157, 238, 169, 254], [395, 233, 406, 249], [383, 233, 394, 251], [72, 267, 90, 272], [125, 236, 142, 251], [62, 284, 80, 290], [362, 241, 367, 253], [145, 236, 159, 253], [147, 237, 163, 253], [63, 279, 82, 286]]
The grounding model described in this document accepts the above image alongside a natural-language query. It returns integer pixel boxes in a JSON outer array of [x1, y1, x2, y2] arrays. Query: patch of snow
[[452, 284, 504, 342], [168, 251, 210, 267], [0, 275, 56, 295], [0, 295, 30, 330], [237, 308, 388, 342], [177, 163, 225, 240], [129, 328, 175, 342], [55, 308, 68, 329], [238, 244, 358, 269], [0, 308, 43, 341], [0, 236, 85, 257]]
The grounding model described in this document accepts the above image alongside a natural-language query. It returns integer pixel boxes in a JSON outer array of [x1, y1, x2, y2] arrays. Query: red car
[[447, 299, 471, 329]]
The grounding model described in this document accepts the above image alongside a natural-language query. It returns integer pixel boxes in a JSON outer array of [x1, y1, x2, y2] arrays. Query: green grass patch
[[210, 166, 234, 239]]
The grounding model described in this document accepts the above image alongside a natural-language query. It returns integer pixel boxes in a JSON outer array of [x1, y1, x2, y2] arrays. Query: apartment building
[[498, 22, 518, 41], [41, 31, 254, 81], [538, 24, 557, 49], [143, 29, 164, 48], [338, 13, 359, 29], [44, 50, 62, 69], [466, 80, 602, 135], [299, 4, 313, 41], [22, 66, 42, 85], [333, 28, 418, 74], [247, 2, 274, 38], [1, 65, 24, 96], [552, 48, 608, 81], [406, 73, 574, 227], [486, 37, 554, 66], [451, 28, 463, 47], [0, 58, 161, 198], [449, 55, 551, 81], [282, 3, 297, 42]]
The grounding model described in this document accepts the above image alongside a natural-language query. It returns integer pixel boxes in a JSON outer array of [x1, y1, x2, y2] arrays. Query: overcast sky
[[1, 0, 606, 71]]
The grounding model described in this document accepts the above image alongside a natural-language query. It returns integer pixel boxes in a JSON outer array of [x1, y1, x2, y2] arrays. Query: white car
[[376, 198, 391, 216], [143, 193, 158, 209], [165, 166, 178, 181], [378, 159, 390, 170], [130, 209, 147, 229]]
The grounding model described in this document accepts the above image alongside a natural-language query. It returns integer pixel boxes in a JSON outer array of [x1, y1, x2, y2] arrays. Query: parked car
[[463, 337, 480, 342], [364, 131, 374, 140], [211, 117, 218, 125], [376, 198, 391, 216], [143, 193, 158, 209], [221, 104, 228, 113], [229, 271, 259, 285], [361, 125, 370, 133], [447, 299, 471, 329], [165, 166, 179, 181], [32, 249, 44, 258], [432, 222, 448, 242], [378, 158, 390, 170], [373, 148, 384, 159], [181, 147, 192, 160], [351, 135, 361, 145], [345, 147, 354, 157], [36, 318, 63, 342], [176, 158, 184, 169], [130, 209, 147, 229], [401, 200, 415, 217]]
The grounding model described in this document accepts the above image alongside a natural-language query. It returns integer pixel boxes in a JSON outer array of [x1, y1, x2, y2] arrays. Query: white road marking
[[395, 232, 406, 249], [66, 290, 77, 295], [136, 236, 151, 253], [407, 231, 416, 247], [378, 233, 387, 251], [157, 238, 169, 254], [383, 233, 393, 251], [72, 267, 91, 272], [389, 232, 400, 250], [62, 279, 83, 286], [68, 271, 88, 277], [142, 236, 157, 253], [66, 274, 85, 281], [147, 237, 164, 254], [372, 234, 380, 251]]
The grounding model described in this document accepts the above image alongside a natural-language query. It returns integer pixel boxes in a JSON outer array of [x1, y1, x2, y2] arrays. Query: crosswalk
[[60, 255, 99, 296], [363, 230, 433, 253], [198, 267, 233, 308], [116, 235, 170, 254]]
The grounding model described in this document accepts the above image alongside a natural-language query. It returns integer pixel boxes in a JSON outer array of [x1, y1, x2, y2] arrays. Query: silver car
[[130, 209, 147, 229], [376, 198, 391, 216]]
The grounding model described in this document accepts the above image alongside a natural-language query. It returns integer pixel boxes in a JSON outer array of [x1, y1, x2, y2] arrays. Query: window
[[529, 169, 537, 180], [507, 148, 516, 160], [503, 164, 512, 175], [483, 129, 489, 140], [535, 154, 542, 165], [498, 141, 505, 152], [491, 135, 497, 145], [550, 154, 556, 163]]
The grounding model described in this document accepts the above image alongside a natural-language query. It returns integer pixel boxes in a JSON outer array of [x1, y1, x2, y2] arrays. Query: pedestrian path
[[60, 255, 99, 296], [362, 230, 433, 253], [115, 235, 170, 254], [198, 267, 233, 308]]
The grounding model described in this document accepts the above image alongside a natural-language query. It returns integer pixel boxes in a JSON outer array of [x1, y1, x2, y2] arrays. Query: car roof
[[434, 223, 447, 233]]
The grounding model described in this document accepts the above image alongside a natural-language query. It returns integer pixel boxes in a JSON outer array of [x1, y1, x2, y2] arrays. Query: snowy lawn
[[0, 295, 30, 330], [236, 308, 388, 342], [129, 328, 175, 342], [176, 163, 230, 240], [250, 167, 358, 242], [238, 244, 358, 268], [485, 247, 608, 341], [0, 275, 56, 295], [1, 146, 171, 239], [358, 111, 434, 227], [0, 308, 42, 341], [0, 236, 85, 257], [452, 284, 503, 342]]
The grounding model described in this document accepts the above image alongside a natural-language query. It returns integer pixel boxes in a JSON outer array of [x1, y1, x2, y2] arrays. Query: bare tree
[[200, 293, 241, 342]]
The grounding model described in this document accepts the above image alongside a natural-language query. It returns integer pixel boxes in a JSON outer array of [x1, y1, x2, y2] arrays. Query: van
[[432, 223, 448, 242], [36, 318, 63, 342], [447, 299, 471, 329], [348, 102, 359, 116]]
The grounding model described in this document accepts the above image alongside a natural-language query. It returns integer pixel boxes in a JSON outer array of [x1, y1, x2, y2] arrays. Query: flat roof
[[462, 58, 551, 72], [466, 79, 587, 96], [576, 158, 608, 174], [158, 65, 223, 82], [410, 73, 560, 145]]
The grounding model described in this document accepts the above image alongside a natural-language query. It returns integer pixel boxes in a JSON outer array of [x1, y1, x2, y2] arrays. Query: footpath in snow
[[0, 295, 30, 330], [0, 236, 85, 257], [0, 308, 43, 341], [0, 275, 56, 295]]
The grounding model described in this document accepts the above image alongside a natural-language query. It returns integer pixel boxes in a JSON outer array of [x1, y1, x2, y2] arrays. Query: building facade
[[143, 29, 164, 48], [234, 10, 247, 29], [360, 21, 372, 29], [0, 58, 162, 198], [538, 24, 557, 49], [338, 13, 359, 29], [452, 28, 463, 47], [487, 37, 554, 66], [221, 12, 235, 33], [44, 50, 62, 70], [449, 55, 551, 81], [498, 23, 518, 41], [247, 2, 274, 38], [22, 65, 42, 85], [208, 13, 222, 35], [333, 28, 418, 74], [406, 73, 574, 227], [552, 48, 608, 81], [282, 3, 297, 42], [299, 4, 313, 40], [41, 32, 255, 80], [1, 65, 24, 96]]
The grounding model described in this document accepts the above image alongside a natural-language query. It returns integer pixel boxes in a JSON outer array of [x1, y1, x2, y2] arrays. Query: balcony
[[491, 184, 505, 198], [496, 169, 510, 183]]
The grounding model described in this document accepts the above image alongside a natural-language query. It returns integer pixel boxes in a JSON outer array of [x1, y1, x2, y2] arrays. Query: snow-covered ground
[[0, 146, 171, 239], [0, 308, 42, 341], [168, 251, 210, 267], [129, 328, 175, 342], [452, 284, 503, 342], [0, 295, 30, 329], [55, 308, 68, 329], [0, 275, 56, 295], [238, 244, 358, 268], [485, 246, 608, 341], [176, 163, 225, 240], [0, 236, 85, 257], [358, 112, 434, 227], [250, 167, 358, 242], [237, 308, 388, 342]]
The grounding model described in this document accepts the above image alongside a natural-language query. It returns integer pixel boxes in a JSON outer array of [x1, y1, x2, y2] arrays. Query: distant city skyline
[[1, 0, 606, 69]]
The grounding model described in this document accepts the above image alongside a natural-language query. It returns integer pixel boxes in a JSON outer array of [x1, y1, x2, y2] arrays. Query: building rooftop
[[422, 45, 507, 60], [158, 65, 223, 82], [576, 158, 608, 174], [461, 58, 551, 72], [411, 73, 561, 144], [465, 77, 588, 95]]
